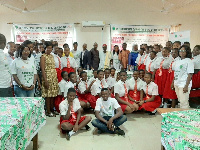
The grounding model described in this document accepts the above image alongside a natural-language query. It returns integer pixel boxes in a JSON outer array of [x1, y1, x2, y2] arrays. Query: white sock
[[69, 130, 76, 136], [163, 102, 168, 108]]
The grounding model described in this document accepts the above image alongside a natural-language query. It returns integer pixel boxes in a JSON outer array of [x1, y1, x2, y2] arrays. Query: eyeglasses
[[179, 50, 186, 52]]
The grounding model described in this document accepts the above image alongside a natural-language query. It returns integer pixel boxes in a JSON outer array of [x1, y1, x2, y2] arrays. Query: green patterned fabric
[[161, 109, 200, 150], [0, 97, 46, 150]]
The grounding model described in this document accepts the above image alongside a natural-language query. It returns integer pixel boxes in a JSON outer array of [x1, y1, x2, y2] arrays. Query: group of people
[[0, 32, 200, 140]]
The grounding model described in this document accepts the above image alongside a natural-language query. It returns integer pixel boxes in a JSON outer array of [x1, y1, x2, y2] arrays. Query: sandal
[[47, 112, 56, 117]]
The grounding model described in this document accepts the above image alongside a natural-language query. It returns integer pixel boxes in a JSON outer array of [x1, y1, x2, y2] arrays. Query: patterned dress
[[41, 54, 58, 97]]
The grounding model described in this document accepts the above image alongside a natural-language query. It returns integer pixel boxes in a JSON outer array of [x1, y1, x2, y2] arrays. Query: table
[[0, 97, 46, 150], [158, 109, 200, 150]]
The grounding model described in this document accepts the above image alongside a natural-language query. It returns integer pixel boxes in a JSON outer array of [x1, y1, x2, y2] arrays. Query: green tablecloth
[[161, 109, 200, 150], [0, 97, 46, 150]]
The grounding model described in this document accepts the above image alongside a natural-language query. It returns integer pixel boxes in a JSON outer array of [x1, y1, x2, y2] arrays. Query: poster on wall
[[110, 24, 170, 50], [169, 30, 190, 44], [12, 23, 74, 48]]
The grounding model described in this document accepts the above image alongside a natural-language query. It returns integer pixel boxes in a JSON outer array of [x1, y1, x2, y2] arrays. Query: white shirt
[[34, 53, 42, 71], [52, 53, 62, 69], [78, 80, 88, 94], [173, 58, 194, 88], [29, 54, 35, 63], [58, 79, 68, 95], [145, 57, 157, 72], [114, 80, 129, 97], [141, 82, 159, 96], [81, 50, 86, 64], [127, 78, 145, 91], [99, 51, 106, 69], [156, 51, 162, 58], [64, 81, 76, 97], [95, 97, 120, 117], [192, 55, 200, 69], [0, 50, 11, 88], [61, 56, 77, 68], [71, 50, 81, 67], [91, 78, 108, 96], [11, 58, 37, 87], [143, 54, 150, 65], [154, 56, 173, 69], [135, 54, 145, 65], [59, 98, 81, 116], [105, 76, 116, 89], [5, 53, 15, 68], [111, 53, 120, 70], [88, 77, 96, 86]]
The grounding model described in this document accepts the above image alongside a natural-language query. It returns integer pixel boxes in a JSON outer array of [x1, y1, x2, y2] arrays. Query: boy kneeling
[[59, 88, 92, 140], [92, 88, 127, 136]]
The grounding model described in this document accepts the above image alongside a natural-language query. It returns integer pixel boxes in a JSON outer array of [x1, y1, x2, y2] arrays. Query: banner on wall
[[110, 24, 170, 50], [12, 23, 74, 48], [169, 30, 190, 45]]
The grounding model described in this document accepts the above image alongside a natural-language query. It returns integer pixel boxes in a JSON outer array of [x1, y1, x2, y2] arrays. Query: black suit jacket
[[80, 50, 91, 69]]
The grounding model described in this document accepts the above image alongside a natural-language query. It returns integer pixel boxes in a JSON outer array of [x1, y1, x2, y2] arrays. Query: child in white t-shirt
[[104, 68, 116, 95], [59, 88, 92, 140], [92, 88, 127, 135], [171, 45, 194, 108]]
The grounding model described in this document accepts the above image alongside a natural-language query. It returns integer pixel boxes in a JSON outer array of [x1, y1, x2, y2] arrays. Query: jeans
[[0, 87, 13, 97], [14, 85, 35, 97], [92, 115, 127, 134]]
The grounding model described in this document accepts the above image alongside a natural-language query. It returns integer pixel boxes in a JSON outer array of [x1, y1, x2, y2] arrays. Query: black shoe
[[85, 125, 91, 131], [114, 128, 125, 136], [65, 133, 71, 141], [149, 111, 157, 115]]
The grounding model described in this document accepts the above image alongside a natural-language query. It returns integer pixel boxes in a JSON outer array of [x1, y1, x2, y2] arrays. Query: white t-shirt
[[145, 57, 157, 72], [0, 50, 11, 88], [173, 58, 194, 88], [88, 77, 96, 86], [135, 54, 145, 65], [192, 55, 200, 69], [141, 81, 159, 96], [95, 97, 120, 117], [59, 98, 81, 116], [142, 54, 150, 65], [114, 80, 129, 97], [127, 78, 145, 91], [58, 79, 68, 95], [71, 50, 81, 67], [156, 51, 162, 58], [5, 53, 15, 68], [105, 76, 116, 89], [64, 81, 76, 97], [61, 56, 77, 69], [11, 58, 37, 87], [91, 78, 108, 96], [154, 56, 173, 69], [29, 54, 35, 63]]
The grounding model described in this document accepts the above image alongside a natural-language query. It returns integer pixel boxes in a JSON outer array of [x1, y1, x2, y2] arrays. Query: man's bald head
[[0, 33, 6, 49]]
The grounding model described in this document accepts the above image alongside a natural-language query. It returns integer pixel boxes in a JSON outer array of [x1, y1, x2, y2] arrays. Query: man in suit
[[80, 43, 91, 69]]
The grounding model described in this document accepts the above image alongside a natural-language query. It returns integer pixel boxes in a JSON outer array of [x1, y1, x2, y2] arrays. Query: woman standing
[[41, 41, 59, 117], [111, 45, 120, 70], [171, 45, 194, 108], [11, 45, 37, 97]]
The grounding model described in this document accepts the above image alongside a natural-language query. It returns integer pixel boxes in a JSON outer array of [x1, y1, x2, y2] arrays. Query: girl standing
[[171, 45, 194, 108], [111, 45, 120, 70]]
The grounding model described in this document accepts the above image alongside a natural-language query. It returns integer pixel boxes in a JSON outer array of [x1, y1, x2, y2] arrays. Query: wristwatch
[[19, 84, 22, 88], [144, 100, 147, 103]]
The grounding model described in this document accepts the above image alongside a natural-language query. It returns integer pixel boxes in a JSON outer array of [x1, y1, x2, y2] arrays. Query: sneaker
[[85, 125, 91, 131], [114, 128, 125, 136], [149, 110, 157, 115]]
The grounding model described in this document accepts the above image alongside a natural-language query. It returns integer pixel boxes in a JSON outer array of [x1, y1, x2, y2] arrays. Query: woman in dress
[[41, 41, 59, 117], [111, 45, 120, 70]]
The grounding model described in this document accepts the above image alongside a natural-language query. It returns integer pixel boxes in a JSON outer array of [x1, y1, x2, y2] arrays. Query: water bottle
[[87, 64, 89, 70]]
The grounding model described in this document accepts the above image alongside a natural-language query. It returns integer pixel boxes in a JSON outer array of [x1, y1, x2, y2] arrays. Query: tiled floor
[[26, 111, 162, 150]]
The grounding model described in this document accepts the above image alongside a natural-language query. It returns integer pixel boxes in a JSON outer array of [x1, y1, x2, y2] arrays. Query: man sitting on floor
[[92, 88, 127, 135]]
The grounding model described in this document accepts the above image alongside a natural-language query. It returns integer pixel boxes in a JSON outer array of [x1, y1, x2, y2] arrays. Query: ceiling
[[0, 0, 200, 25]]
